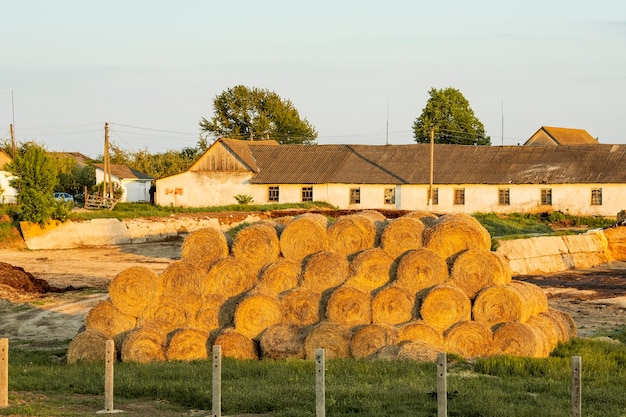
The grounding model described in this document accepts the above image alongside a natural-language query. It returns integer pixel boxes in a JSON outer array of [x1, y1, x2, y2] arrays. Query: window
[[268, 186, 279, 202], [498, 188, 510, 205], [591, 188, 602, 205], [432, 188, 439, 205], [349, 188, 361, 204], [301, 186, 313, 202], [453, 188, 465, 205], [541, 189, 552, 205], [384, 188, 395, 205]]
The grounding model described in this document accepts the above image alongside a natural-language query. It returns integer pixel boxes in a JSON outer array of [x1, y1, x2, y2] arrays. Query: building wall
[[121, 179, 151, 203], [156, 171, 254, 207], [0, 171, 18, 204]]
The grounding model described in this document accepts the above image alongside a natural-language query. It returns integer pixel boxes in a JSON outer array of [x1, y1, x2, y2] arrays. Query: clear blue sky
[[1, 0, 625, 157]]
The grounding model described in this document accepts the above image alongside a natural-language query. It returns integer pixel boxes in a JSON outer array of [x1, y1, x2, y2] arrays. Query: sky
[[1, 0, 625, 158]]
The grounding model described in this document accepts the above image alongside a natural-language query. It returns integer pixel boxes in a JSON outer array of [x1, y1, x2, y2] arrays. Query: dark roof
[[524, 126, 598, 146], [94, 164, 154, 180], [244, 142, 626, 185]]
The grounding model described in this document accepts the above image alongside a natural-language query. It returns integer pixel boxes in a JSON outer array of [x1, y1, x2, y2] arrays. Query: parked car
[[53, 192, 75, 203]]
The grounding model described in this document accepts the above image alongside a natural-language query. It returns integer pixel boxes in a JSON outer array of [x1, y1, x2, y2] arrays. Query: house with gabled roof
[[524, 126, 598, 146], [0, 149, 18, 204], [155, 137, 626, 217], [94, 164, 154, 203]]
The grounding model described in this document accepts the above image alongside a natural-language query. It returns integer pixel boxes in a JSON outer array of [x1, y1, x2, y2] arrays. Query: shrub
[[234, 194, 254, 205]]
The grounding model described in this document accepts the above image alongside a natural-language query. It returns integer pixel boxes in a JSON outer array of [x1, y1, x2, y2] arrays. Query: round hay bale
[[423, 215, 491, 264], [526, 313, 560, 353], [449, 249, 510, 299], [193, 293, 228, 333], [380, 217, 425, 259], [508, 280, 548, 316], [232, 222, 281, 277], [371, 285, 414, 325], [358, 209, 387, 223], [234, 292, 283, 339], [350, 324, 398, 359], [304, 321, 351, 359], [181, 227, 230, 270], [394, 248, 448, 295], [256, 257, 301, 295], [144, 293, 202, 333], [280, 216, 328, 262], [165, 328, 209, 361], [201, 257, 257, 298], [444, 321, 494, 358], [212, 328, 259, 360], [544, 308, 577, 342], [301, 251, 350, 293], [403, 211, 438, 227], [67, 329, 109, 364], [472, 285, 529, 327], [259, 324, 307, 360], [325, 286, 372, 327], [396, 320, 444, 349], [375, 340, 440, 362], [327, 214, 378, 257], [492, 321, 547, 358], [280, 287, 322, 326], [109, 266, 161, 318], [121, 326, 167, 363], [345, 248, 393, 293], [86, 299, 137, 340], [419, 284, 471, 332], [160, 260, 206, 298]]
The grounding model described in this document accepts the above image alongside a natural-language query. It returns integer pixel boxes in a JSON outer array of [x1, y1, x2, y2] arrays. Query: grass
[[4, 329, 626, 416]]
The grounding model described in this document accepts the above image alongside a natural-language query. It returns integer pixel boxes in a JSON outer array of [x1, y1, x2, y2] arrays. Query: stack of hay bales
[[68, 211, 576, 363]]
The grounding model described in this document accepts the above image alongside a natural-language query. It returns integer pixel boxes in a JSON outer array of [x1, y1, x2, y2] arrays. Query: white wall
[[156, 171, 254, 207], [121, 180, 151, 203], [0, 171, 17, 204]]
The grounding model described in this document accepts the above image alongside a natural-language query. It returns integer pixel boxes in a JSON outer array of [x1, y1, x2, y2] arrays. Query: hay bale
[[350, 324, 398, 359], [280, 287, 322, 326], [544, 308, 577, 342], [508, 280, 548, 316], [403, 211, 438, 227], [472, 284, 529, 327], [325, 286, 372, 327], [160, 260, 206, 298], [423, 214, 491, 263], [165, 328, 209, 361], [193, 293, 228, 333], [67, 329, 109, 364], [256, 258, 301, 295], [449, 249, 510, 299], [301, 251, 350, 293], [604, 226, 626, 261], [121, 325, 167, 363], [526, 313, 560, 353], [232, 222, 281, 276], [396, 320, 444, 349], [280, 216, 329, 262], [143, 293, 202, 333], [212, 328, 259, 360], [380, 217, 425, 258], [444, 321, 494, 358], [394, 248, 448, 295], [375, 340, 440, 362], [345, 248, 393, 293], [259, 324, 307, 360], [181, 227, 231, 270], [327, 214, 378, 257], [234, 292, 283, 339], [371, 285, 414, 325], [492, 322, 547, 358], [85, 299, 136, 340], [108, 266, 161, 318], [304, 321, 351, 359], [201, 257, 257, 298], [419, 284, 471, 332]]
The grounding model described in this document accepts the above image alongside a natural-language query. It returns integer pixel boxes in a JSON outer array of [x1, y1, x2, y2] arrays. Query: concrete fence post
[[437, 352, 447, 417], [212, 345, 222, 417], [97, 339, 121, 414], [315, 349, 325, 417], [0, 338, 7, 408], [572, 356, 582, 417]]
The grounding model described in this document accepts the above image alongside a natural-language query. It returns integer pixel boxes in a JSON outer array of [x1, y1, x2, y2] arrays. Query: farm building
[[155, 133, 626, 217], [0, 149, 18, 204], [94, 164, 154, 203], [524, 126, 598, 146]]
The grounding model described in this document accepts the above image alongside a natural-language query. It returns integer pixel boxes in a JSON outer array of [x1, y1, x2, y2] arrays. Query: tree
[[199, 85, 318, 145], [413, 87, 491, 145], [6, 143, 58, 225]]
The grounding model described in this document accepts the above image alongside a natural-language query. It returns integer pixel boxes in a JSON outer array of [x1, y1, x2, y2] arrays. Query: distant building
[[0, 149, 17, 204], [524, 126, 598, 146], [94, 164, 154, 203]]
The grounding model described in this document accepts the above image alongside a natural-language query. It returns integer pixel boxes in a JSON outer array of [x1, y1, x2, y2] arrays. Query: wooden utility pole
[[103, 122, 113, 199], [9, 124, 14, 158], [429, 127, 434, 211]]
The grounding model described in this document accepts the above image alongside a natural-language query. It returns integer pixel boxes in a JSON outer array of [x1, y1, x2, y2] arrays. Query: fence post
[[437, 352, 447, 417], [1, 338, 7, 408], [97, 339, 121, 414], [572, 356, 581, 417], [212, 345, 222, 417], [315, 349, 325, 417]]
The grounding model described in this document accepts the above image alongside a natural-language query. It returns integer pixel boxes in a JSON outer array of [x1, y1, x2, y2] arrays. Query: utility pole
[[429, 127, 434, 211], [9, 124, 14, 157], [104, 122, 112, 198]]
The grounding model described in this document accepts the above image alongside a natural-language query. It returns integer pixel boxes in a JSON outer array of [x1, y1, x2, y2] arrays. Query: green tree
[[413, 87, 491, 145], [49, 154, 96, 196], [6, 143, 58, 225], [200, 85, 318, 145]]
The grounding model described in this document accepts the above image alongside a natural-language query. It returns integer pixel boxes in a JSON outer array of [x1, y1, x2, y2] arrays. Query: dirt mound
[[0, 261, 61, 302]]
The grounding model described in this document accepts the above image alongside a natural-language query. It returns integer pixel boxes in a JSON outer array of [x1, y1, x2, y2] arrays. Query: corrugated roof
[[246, 142, 626, 185], [524, 126, 598, 145]]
